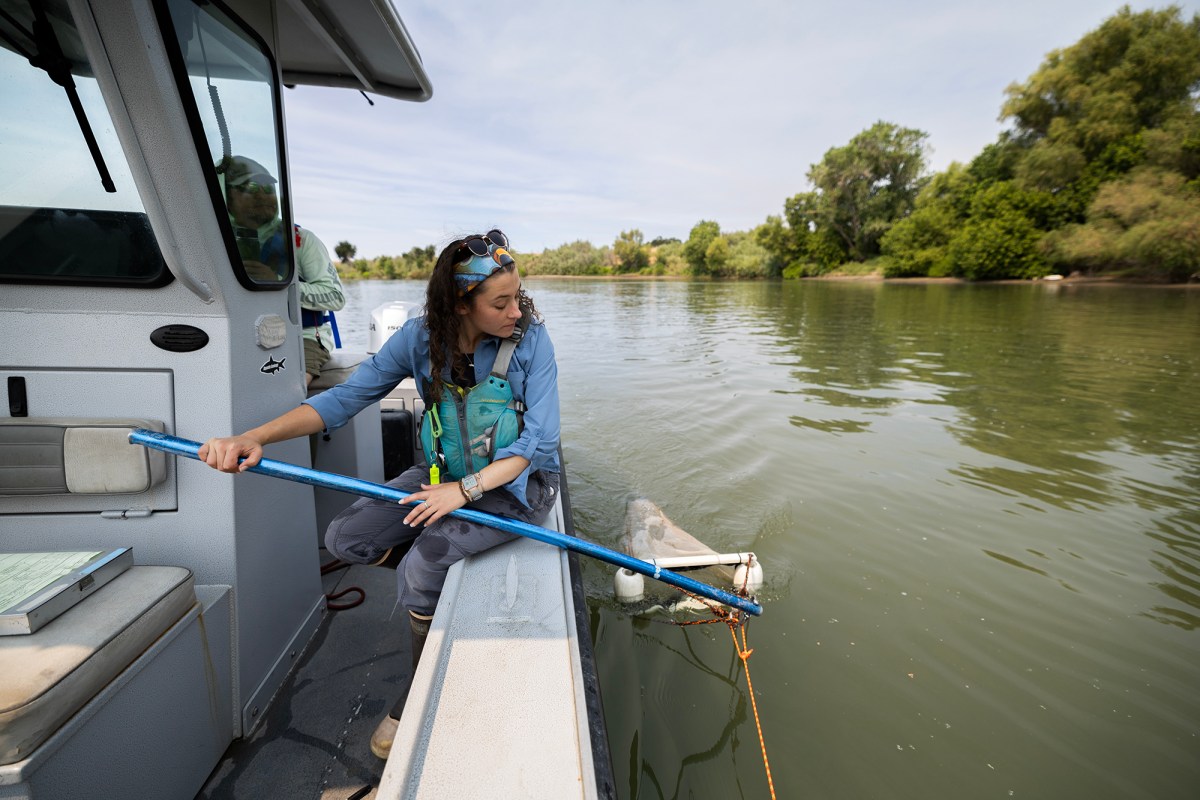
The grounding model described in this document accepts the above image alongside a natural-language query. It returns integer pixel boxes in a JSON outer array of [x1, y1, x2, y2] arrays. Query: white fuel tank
[[368, 301, 423, 353]]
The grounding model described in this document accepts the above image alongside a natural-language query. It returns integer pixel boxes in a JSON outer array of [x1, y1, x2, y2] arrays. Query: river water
[[337, 278, 1200, 800]]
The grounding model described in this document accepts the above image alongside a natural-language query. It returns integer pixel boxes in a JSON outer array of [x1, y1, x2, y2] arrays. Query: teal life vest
[[419, 316, 529, 481]]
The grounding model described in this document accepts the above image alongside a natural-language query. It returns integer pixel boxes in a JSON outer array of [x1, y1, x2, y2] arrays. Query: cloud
[[285, 0, 1181, 257]]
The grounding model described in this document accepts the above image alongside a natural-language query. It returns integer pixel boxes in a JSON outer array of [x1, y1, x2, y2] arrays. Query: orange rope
[[727, 617, 775, 800]]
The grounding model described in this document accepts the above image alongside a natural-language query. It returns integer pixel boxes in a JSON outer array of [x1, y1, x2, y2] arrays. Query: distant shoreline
[[344, 271, 1199, 288], [518, 272, 1200, 288]]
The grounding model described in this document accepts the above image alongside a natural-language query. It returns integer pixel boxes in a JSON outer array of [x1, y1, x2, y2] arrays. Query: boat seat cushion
[[0, 565, 196, 765], [308, 350, 368, 391], [0, 418, 166, 495]]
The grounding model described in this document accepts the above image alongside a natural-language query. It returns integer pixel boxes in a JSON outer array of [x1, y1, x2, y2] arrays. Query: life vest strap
[[489, 311, 531, 379]]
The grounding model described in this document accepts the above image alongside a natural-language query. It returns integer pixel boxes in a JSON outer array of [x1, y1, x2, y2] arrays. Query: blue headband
[[454, 245, 516, 296]]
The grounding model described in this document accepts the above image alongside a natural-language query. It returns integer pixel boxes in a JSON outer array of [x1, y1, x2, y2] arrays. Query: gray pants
[[324, 464, 560, 615]]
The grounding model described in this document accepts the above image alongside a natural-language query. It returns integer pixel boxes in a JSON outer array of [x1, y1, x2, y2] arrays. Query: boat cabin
[[0, 1, 608, 797]]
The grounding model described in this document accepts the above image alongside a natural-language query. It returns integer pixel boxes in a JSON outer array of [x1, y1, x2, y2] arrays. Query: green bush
[[650, 240, 687, 275], [1045, 167, 1200, 280], [947, 212, 1048, 280], [881, 204, 957, 276], [726, 232, 771, 278], [523, 240, 609, 276], [782, 261, 823, 279]]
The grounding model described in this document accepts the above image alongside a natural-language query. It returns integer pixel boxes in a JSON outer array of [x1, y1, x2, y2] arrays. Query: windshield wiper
[[15, 1, 117, 193]]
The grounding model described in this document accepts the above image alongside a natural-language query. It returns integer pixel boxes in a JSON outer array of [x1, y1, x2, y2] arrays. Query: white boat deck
[[380, 511, 598, 798]]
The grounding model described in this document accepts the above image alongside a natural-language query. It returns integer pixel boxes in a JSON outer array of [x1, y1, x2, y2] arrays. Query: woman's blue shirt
[[303, 316, 561, 508]]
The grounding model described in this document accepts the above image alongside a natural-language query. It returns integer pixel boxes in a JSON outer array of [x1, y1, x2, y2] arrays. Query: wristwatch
[[460, 472, 484, 502]]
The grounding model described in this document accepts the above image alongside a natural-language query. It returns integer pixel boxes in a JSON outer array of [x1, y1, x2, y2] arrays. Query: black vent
[[150, 324, 209, 353]]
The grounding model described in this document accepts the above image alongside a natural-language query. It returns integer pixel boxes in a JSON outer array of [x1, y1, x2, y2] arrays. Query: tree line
[[339, 6, 1199, 283]]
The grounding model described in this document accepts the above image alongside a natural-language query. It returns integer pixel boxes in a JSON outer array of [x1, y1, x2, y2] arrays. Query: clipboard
[[0, 548, 133, 635]]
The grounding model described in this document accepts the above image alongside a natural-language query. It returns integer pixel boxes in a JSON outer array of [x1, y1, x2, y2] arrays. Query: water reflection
[[600, 606, 758, 800], [788, 415, 872, 435], [635, 627, 748, 800], [761, 282, 1200, 510]]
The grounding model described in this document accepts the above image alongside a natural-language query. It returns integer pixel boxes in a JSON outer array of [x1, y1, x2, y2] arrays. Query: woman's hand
[[401, 481, 468, 527], [196, 406, 327, 475], [198, 435, 264, 473]]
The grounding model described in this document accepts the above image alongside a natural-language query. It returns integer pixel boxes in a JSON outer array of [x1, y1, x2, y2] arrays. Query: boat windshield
[[159, 0, 292, 289], [0, 0, 169, 287]]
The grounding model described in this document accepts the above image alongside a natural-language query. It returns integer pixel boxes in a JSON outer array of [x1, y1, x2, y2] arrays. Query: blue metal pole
[[129, 429, 764, 616]]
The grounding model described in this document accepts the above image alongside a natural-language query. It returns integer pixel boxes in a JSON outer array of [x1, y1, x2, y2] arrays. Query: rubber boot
[[370, 611, 432, 759]]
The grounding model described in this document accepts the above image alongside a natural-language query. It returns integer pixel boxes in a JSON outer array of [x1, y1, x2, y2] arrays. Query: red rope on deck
[[320, 558, 365, 610]]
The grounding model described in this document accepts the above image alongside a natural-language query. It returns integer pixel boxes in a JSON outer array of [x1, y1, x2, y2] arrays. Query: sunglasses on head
[[458, 229, 509, 259], [233, 181, 275, 195]]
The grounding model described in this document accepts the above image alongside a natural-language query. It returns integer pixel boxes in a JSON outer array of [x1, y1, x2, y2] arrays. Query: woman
[[198, 230, 561, 758]]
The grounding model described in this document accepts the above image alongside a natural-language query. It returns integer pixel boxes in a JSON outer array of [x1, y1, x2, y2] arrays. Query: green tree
[[968, 137, 1023, 185], [1143, 112, 1200, 183], [755, 191, 825, 274], [399, 245, 435, 277], [1001, 6, 1200, 160], [806, 121, 931, 261], [704, 236, 730, 275], [683, 220, 721, 275], [376, 254, 397, 280], [881, 164, 976, 277], [613, 229, 649, 273], [753, 218, 792, 276], [725, 231, 771, 278], [1014, 140, 1088, 192], [334, 240, 357, 263]]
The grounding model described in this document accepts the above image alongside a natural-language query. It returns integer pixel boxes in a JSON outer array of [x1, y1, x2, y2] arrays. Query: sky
[[283, 0, 1199, 258]]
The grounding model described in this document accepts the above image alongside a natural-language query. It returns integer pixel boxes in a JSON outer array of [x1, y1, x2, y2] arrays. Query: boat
[[0, 1, 612, 797]]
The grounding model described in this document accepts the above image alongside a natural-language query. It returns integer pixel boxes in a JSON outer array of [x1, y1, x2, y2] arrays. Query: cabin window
[[158, 0, 292, 290], [0, 0, 170, 287]]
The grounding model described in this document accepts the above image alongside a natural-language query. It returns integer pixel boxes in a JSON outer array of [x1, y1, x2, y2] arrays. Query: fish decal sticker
[[260, 355, 286, 375]]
